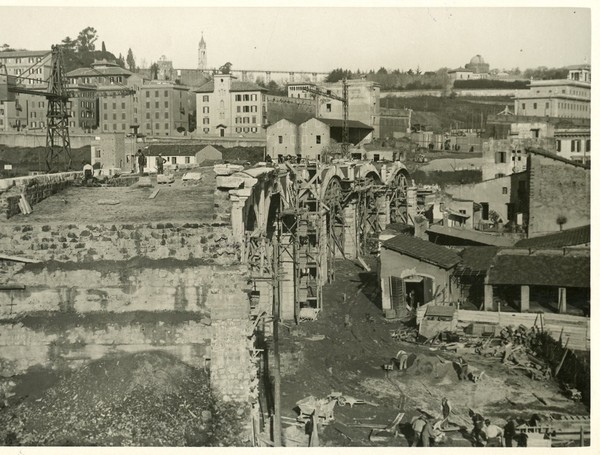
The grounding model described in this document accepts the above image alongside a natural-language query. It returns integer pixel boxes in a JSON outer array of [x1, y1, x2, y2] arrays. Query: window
[[146, 123, 151, 130], [165, 123, 169, 130], [495, 151, 507, 163], [521, 103, 525, 110], [113, 113, 117, 120], [103, 124, 108, 131], [502, 187, 508, 195], [185, 157, 190, 164], [203, 106, 209, 114], [252, 116, 256, 124], [155, 112, 159, 119], [112, 102, 116, 109], [164, 90, 168, 97], [155, 123, 160, 130], [203, 127, 210, 134], [146, 113, 150, 119], [164, 101, 168, 108], [586, 139, 591, 152], [316, 135, 321, 144], [122, 113, 126, 120], [146, 102, 150, 108], [545, 102, 549, 109], [165, 112, 169, 119], [121, 102, 125, 109], [103, 113, 108, 120], [235, 95, 242, 101], [203, 117, 210, 125], [278, 136, 283, 144], [103, 103, 107, 110], [155, 91, 159, 97], [251, 127, 257, 133], [556, 140, 562, 152], [533, 103, 537, 110], [202, 95, 209, 102], [155, 102, 159, 108], [326, 103, 331, 112], [171, 157, 177, 164]]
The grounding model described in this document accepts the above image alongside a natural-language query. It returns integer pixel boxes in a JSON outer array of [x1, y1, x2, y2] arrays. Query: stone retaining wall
[[0, 222, 239, 264], [0, 259, 256, 404], [0, 172, 81, 219]]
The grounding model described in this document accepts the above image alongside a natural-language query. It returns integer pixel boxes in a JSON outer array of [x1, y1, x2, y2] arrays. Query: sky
[[0, 4, 592, 73]]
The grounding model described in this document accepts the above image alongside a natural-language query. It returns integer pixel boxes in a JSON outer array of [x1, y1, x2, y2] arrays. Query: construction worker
[[441, 397, 451, 429], [504, 417, 518, 447], [483, 419, 504, 447], [456, 357, 469, 381], [136, 149, 146, 175], [421, 418, 436, 447], [411, 415, 427, 447], [395, 350, 409, 370], [469, 409, 485, 446], [156, 153, 167, 175]]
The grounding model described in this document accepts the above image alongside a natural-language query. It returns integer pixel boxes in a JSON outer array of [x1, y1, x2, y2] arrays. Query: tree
[[76, 26, 98, 53], [116, 53, 126, 68], [1, 43, 15, 52], [101, 41, 106, 53], [61, 36, 77, 53], [150, 62, 159, 80], [126, 48, 136, 71]]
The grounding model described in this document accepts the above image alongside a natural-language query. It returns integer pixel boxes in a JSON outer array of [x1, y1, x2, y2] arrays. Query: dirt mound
[[406, 354, 459, 384], [0, 351, 248, 447]]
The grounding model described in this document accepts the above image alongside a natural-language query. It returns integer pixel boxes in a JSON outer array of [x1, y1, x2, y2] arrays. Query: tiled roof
[[487, 254, 590, 288], [316, 118, 373, 130], [140, 144, 204, 157], [382, 234, 461, 269], [515, 225, 590, 248], [427, 224, 517, 247], [194, 80, 267, 93], [457, 246, 498, 273], [0, 50, 50, 58], [67, 66, 133, 77], [527, 147, 590, 169]]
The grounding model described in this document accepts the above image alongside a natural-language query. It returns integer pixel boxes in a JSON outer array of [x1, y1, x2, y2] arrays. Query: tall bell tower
[[198, 32, 207, 70]]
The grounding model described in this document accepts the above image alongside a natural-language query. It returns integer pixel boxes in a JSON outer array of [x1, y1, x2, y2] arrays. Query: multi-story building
[[287, 83, 317, 99], [195, 74, 267, 138], [0, 50, 51, 86], [287, 79, 381, 139], [1, 84, 98, 134], [514, 66, 591, 119], [68, 60, 196, 136]]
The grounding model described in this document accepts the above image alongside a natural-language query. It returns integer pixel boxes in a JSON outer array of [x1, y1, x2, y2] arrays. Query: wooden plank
[[149, 188, 160, 199], [0, 254, 41, 264]]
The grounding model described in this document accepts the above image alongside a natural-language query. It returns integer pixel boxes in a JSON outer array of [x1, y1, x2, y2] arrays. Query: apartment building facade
[[0, 50, 51, 86], [514, 67, 591, 119], [195, 74, 268, 138]]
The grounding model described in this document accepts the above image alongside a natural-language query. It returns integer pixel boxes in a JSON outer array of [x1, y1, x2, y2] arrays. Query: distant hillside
[[385, 96, 512, 132]]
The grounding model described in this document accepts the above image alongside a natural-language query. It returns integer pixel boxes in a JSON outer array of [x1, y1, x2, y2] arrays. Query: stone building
[[195, 74, 268, 138], [465, 54, 490, 74], [514, 67, 591, 119]]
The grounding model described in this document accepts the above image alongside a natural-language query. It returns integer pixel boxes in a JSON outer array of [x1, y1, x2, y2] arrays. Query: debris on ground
[[0, 351, 248, 447]]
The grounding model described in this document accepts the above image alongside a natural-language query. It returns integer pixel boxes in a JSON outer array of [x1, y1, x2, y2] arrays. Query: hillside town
[[0, 8, 592, 449]]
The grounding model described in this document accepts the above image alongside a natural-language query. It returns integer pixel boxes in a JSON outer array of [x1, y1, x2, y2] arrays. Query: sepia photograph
[[0, 1, 594, 450]]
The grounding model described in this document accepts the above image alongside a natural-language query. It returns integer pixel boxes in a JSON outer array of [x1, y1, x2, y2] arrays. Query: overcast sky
[[0, 5, 592, 73]]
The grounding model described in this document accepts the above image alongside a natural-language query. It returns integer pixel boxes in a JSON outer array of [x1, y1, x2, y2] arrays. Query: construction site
[[0, 46, 592, 448]]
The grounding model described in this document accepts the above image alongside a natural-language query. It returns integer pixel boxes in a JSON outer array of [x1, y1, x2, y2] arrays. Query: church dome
[[470, 55, 485, 64]]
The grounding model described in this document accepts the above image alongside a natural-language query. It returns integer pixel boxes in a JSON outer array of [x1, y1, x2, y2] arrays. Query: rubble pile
[[0, 351, 248, 447]]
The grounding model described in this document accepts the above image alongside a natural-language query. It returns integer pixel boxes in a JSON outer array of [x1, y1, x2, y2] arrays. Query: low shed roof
[[487, 254, 590, 288], [382, 234, 460, 269]]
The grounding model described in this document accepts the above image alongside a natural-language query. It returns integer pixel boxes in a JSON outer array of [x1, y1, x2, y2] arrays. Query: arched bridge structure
[[218, 159, 411, 322]]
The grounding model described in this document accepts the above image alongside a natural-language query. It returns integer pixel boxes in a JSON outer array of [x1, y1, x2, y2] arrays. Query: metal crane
[[302, 78, 349, 157], [2, 45, 138, 172], [1, 45, 71, 171]]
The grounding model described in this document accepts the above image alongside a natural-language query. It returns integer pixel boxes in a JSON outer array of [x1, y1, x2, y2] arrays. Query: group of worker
[[408, 398, 530, 447], [134, 149, 167, 175]]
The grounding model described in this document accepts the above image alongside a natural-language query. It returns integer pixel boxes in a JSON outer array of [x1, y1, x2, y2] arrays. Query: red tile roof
[[382, 234, 460, 269]]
